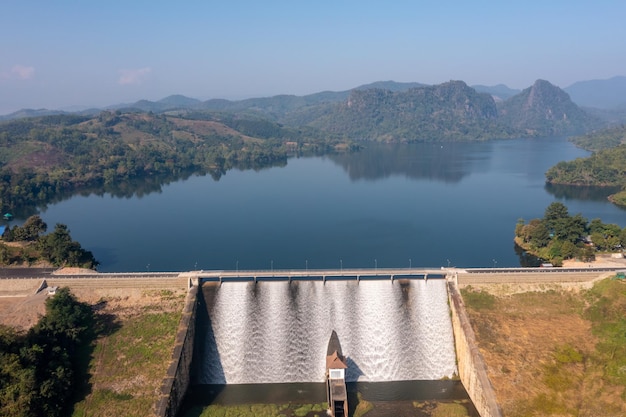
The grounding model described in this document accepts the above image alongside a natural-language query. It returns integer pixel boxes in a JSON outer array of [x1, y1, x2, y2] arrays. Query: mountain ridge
[[5, 76, 623, 120], [0, 78, 612, 140]]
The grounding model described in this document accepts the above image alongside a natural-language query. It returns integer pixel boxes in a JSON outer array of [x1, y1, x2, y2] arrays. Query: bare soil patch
[[463, 283, 626, 417]]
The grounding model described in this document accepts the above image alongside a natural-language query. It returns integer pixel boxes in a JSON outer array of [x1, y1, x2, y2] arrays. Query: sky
[[1, 0, 625, 114]]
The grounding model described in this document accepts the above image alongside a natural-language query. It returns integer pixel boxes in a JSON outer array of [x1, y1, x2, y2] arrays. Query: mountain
[[472, 84, 521, 101], [355, 80, 427, 92], [301, 81, 506, 141], [0, 78, 610, 140], [192, 82, 425, 118], [565, 76, 626, 109], [498, 79, 601, 136], [158, 94, 202, 107], [0, 108, 67, 121], [110, 94, 203, 113]]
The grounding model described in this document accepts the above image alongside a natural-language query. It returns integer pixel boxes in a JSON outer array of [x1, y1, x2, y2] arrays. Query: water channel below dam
[[195, 279, 457, 384]]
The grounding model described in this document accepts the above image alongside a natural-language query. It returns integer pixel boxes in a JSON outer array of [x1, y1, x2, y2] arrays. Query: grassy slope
[[72, 289, 185, 417], [462, 279, 626, 417]]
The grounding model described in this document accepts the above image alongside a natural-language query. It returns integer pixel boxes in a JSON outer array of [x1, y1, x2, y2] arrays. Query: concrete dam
[[195, 279, 457, 384]]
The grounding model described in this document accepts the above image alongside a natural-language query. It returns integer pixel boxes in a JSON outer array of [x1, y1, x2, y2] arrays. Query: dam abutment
[[447, 278, 503, 417], [155, 282, 199, 417]]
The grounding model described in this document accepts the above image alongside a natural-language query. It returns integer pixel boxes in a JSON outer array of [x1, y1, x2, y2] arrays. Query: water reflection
[[545, 183, 621, 203], [514, 243, 543, 267], [327, 142, 491, 183]]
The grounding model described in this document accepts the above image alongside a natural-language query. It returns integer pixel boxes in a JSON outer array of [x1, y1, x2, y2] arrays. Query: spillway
[[196, 279, 457, 384]]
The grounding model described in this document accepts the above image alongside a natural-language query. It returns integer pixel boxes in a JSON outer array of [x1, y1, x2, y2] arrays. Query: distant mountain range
[[1, 77, 620, 141], [563, 76, 626, 109], [2, 76, 624, 118]]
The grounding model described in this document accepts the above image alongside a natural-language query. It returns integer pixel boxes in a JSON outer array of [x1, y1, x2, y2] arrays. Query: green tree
[[0, 288, 95, 417], [560, 240, 578, 259], [37, 224, 98, 269], [525, 219, 551, 247], [544, 202, 569, 227]]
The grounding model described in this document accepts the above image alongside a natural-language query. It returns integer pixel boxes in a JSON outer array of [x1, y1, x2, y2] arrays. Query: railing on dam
[[196, 267, 448, 283]]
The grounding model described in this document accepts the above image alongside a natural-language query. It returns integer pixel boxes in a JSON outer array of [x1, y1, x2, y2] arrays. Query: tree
[[3, 215, 47, 242], [0, 288, 95, 417], [20, 215, 47, 241], [525, 219, 551, 247], [36, 224, 98, 269], [556, 214, 588, 243], [544, 202, 569, 226]]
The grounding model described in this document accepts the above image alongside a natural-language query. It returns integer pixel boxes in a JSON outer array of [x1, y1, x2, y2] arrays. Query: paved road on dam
[[1, 265, 623, 287]]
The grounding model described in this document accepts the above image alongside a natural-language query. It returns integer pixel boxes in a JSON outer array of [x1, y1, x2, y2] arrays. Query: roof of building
[[326, 351, 348, 370]]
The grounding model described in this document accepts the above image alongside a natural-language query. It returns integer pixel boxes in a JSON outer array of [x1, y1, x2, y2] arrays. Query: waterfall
[[197, 279, 457, 384]]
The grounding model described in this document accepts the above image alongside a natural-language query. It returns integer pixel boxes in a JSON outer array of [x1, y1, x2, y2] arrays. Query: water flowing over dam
[[197, 279, 457, 384]]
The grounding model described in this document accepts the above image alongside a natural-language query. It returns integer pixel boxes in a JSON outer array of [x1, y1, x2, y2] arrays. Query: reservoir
[[37, 137, 623, 272]]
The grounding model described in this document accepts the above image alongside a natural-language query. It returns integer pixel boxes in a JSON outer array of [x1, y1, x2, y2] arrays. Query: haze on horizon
[[1, 0, 625, 115]]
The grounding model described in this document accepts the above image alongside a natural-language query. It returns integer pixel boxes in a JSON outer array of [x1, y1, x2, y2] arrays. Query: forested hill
[[0, 111, 351, 212], [285, 79, 601, 141], [545, 125, 626, 207], [231, 79, 602, 141], [498, 80, 601, 136], [2, 79, 605, 142], [568, 124, 626, 151], [296, 81, 508, 141]]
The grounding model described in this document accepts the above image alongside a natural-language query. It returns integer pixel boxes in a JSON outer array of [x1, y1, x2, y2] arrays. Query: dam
[[6, 266, 615, 416], [196, 279, 457, 384]]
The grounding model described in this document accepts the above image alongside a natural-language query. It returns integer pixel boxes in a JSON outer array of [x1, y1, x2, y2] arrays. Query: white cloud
[[118, 67, 152, 85], [0, 65, 35, 81], [12, 65, 35, 80]]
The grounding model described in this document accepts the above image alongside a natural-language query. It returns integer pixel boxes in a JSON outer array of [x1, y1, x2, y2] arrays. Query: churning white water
[[198, 279, 457, 384]]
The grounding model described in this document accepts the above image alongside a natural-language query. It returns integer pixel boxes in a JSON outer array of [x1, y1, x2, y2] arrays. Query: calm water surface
[[37, 137, 624, 272]]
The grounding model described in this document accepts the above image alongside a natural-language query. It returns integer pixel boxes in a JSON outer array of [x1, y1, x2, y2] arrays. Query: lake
[[37, 137, 624, 272]]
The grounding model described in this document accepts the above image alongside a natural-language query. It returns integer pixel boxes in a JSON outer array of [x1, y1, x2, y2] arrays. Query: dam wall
[[196, 279, 457, 384], [155, 283, 199, 417], [447, 278, 502, 417]]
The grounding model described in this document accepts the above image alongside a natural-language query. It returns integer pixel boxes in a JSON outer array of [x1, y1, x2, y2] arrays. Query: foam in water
[[198, 280, 457, 384]]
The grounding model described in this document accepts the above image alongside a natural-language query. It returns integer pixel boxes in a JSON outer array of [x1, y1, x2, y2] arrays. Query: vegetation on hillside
[[0, 288, 96, 417], [515, 202, 626, 265], [546, 144, 626, 188], [545, 125, 626, 207], [569, 124, 626, 151], [1, 215, 98, 269], [498, 80, 600, 137], [0, 111, 355, 213], [299, 81, 514, 142], [545, 139, 626, 207]]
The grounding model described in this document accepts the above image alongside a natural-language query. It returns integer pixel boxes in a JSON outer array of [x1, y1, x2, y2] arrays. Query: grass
[[463, 279, 626, 416], [460, 286, 496, 310], [584, 279, 626, 387], [352, 393, 374, 417], [72, 303, 182, 417]]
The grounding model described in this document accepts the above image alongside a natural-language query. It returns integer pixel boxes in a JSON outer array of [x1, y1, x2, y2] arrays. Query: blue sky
[[1, 0, 625, 114]]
